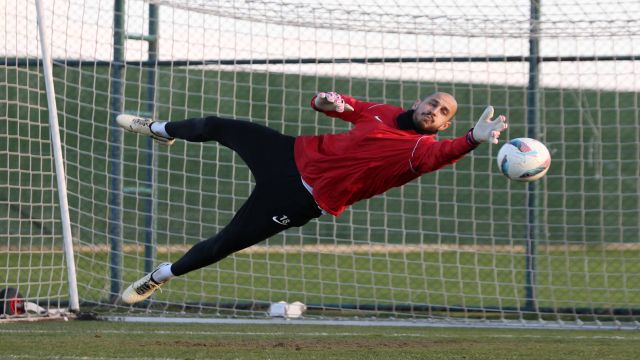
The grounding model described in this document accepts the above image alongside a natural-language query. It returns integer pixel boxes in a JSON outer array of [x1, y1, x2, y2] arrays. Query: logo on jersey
[[272, 215, 291, 226], [373, 115, 382, 123]]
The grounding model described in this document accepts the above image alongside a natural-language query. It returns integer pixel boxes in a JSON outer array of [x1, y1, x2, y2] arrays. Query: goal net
[[3, 0, 640, 327]]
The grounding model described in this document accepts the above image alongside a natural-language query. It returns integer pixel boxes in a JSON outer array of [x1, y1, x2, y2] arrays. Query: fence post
[[108, 0, 125, 303], [524, 0, 541, 313]]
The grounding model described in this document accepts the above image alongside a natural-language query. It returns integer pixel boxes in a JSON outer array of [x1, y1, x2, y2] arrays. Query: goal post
[[34, 0, 79, 313], [2, 0, 640, 327], [1, 0, 80, 319]]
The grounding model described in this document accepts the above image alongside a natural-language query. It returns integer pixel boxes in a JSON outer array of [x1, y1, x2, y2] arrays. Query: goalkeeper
[[117, 91, 507, 304]]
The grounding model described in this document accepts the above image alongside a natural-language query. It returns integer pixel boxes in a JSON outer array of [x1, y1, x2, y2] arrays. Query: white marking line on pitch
[[1, 328, 638, 341], [2, 356, 180, 360], [7, 242, 640, 254]]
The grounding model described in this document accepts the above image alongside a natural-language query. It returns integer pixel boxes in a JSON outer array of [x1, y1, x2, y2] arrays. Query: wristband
[[466, 128, 480, 147]]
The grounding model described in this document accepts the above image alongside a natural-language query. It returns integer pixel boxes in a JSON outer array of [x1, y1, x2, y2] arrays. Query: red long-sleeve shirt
[[294, 94, 478, 216]]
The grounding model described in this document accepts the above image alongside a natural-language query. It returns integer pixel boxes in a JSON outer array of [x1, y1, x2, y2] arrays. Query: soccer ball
[[497, 138, 551, 182]]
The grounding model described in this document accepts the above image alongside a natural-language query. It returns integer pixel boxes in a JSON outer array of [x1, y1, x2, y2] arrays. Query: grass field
[[3, 65, 639, 246], [2, 64, 640, 323], [1, 320, 640, 359], [2, 248, 639, 320]]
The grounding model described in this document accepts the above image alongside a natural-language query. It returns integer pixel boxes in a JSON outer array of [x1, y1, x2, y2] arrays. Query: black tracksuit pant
[[164, 116, 322, 276]]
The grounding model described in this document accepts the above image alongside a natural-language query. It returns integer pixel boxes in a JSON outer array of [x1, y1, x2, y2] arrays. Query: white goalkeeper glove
[[472, 106, 508, 144], [314, 92, 354, 113]]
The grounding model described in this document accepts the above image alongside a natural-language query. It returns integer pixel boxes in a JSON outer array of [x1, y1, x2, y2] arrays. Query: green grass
[[2, 64, 640, 320], [2, 249, 639, 320], [1, 320, 639, 359], [3, 65, 640, 246]]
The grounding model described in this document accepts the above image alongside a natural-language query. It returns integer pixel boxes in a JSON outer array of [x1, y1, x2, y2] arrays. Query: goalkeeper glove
[[314, 92, 354, 112], [471, 106, 508, 144]]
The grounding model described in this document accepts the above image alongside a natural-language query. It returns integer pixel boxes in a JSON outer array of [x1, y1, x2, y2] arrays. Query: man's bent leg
[[120, 188, 281, 304], [165, 116, 295, 181], [170, 182, 320, 276]]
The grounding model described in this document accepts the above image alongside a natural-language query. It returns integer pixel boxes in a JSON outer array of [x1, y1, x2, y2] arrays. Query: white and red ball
[[497, 138, 551, 182]]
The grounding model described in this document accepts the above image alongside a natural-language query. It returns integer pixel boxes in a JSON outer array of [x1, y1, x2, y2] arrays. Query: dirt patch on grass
[[150, 338, 476, 350]]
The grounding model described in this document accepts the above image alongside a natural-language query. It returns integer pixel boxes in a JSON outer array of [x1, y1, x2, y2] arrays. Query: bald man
[[116, 91, 507, 304]]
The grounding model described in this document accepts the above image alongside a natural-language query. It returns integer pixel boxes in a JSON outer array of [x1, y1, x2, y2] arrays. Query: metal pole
[[35, 0, 80, 313], [524, 0, 541, 313], [109, 0, 125, 303], [143, 3, 159, 274]]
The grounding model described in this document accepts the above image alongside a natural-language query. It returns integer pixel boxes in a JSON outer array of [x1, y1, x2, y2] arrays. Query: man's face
[[412, 92, 458, 134]]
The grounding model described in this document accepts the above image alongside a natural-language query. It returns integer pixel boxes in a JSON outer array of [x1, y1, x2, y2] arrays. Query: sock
[[150, 122, 172, 138], [151, 263, 175, 282]]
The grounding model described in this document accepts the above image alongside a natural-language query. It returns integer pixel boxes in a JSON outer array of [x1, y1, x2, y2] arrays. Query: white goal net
[[2, 0, 640, 328]]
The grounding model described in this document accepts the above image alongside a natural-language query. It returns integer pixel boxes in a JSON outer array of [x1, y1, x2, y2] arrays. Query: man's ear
[[438, 121, 451, 131], [411, 99, 420, 110]]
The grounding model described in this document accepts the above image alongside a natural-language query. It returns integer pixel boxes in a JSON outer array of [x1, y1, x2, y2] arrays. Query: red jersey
[[294, 94, 477, 216]]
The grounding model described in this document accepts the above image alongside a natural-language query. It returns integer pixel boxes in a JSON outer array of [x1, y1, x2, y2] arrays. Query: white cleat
[[116, 114, 175, 145], [121, 263, 172, 304]]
